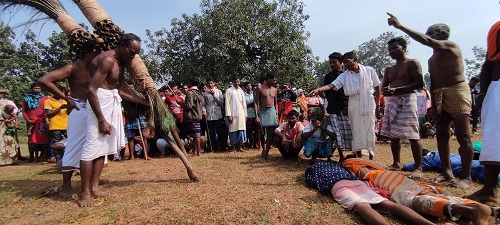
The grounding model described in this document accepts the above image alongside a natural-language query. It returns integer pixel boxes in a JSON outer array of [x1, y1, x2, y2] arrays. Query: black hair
[[388, 37, 407, 50], [188, 77, 199, 86], [119, 33, 141, 47], [342, 51, 357, 60], [265, 72, 276, 80], [259, 75, 266, 83], [231, 75, 240, 82], [287, 109, 300, 118], [206, 78, 215, 83], [30, 82, 41, 89], [242, 81, 251, 87], [470, 76, 480, 82], [328, 52, 343, 61]]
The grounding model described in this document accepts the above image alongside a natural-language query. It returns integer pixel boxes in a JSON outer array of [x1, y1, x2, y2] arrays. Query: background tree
[[464, 46, 486, 80], [143, 0, 316, 90], [356, 31, 410, 79], [312, 59, 330, 86]]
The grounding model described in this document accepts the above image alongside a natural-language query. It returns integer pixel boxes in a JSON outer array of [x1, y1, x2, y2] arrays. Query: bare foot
[[450, 179, 471, 189], [465, 189, 500, 203], [386, 164, 402, 171], [60, 187, 77, 199], [78, 193, 95, 207], [409, 169, 424, 179], [91, 189, 109, 198], [432, 173, 455, 184]]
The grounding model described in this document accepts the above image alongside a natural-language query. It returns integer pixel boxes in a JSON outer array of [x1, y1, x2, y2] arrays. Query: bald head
[[426, 23, 450, 40]]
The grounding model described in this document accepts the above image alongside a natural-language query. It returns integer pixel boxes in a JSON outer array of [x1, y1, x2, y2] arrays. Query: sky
[[1, 0, 499, 75]]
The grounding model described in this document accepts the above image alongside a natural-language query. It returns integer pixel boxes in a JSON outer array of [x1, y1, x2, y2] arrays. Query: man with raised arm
[[387, 13, 473, 188], [78, 33, 149, 207]]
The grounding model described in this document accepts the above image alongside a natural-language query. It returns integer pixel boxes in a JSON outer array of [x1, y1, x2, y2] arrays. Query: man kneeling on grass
[[342, 157, 493, 225], [305, 161, 435, 225], [274, 110, 304, 160]]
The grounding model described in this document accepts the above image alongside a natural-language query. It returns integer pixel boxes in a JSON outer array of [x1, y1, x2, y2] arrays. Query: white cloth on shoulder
[[479, 81, 500, 163], [61, 99, 87, 171], [81, 88, 125, 161]]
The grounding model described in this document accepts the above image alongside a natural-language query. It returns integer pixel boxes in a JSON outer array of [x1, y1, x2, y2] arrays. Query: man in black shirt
[[323, 52, 352, 161]]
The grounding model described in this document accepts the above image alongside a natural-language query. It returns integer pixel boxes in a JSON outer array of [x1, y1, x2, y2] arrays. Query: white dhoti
[[81, 88, 125, 161], [61, 99, 88, 171], [479, 81, 500, 164], [348, 94, 376, 153]]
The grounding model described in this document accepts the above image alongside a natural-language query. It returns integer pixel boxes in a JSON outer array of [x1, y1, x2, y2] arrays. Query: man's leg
[[388, 138, 402, 170], [409, 139, 424, 179], [126, 137, 135, 160], [61, 171, 76, 198], [434, 112, 455, 183], [264, 127, 274, 160], [465, 165, 500, 203], [78, 160, 94, 207], [206, 120, 216, 152], [90, 156, 107, 197], [451, 115, 473, 188], [376, 200, 435, 225], [193, 137, 201, 156]]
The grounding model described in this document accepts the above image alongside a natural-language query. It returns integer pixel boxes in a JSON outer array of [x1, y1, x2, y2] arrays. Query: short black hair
[[259, 75, 266, 83], [30, 82, 41, 89], [287, 109, 300, 118], [242, 81, 251, 87], [342, 51, 357, 60], [231, 75, 240, 82], [206, 78, 215, 83], [119, 33, 141, 47], [470, 76, 480, 82], [265, 72, 276, 80], [328, 52, 342, 61], [188, 77, 199, 86], [388, 37, 407, 50]]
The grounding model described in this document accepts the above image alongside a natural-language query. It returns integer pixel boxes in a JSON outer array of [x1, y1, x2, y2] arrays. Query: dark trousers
[[207, 119, 228, 151], [49, 130, 67, 160], [471, 108, 480, 131]]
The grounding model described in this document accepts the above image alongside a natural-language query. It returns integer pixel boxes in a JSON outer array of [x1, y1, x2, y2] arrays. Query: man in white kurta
[[310, 51, 381, 159], [225, 77, 247, 152]]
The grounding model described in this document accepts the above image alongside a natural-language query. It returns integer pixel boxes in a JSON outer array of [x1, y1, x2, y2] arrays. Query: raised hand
[[387, 12, 401, 28]]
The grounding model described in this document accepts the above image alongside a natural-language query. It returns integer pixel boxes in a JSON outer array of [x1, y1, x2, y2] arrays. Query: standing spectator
[[22, 82, 50, 162], [416, 87, 431, 118], [243, 82, 259, 150], [323, 54, 354, 160], [274, 110, 303, 159], [44, 85, 69, 163], [164, 83, 185, 139], [296, 89, 308, 115], [255, 72, 279, 160], [0, 105, 19, 165], [310, 51, 381, 160], [203, 79, 227, 152], [0, 88, 23, 160], [381, 37, 425, 179], [182, 77, 205, 157], [468, 76, 480, 134], [225, 76, 247, 152], [124, 113, 147, 160], [465, 20, 500, 202]]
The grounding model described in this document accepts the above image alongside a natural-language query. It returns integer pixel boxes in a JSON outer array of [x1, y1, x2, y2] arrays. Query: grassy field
[[0, 131, 497, 225]]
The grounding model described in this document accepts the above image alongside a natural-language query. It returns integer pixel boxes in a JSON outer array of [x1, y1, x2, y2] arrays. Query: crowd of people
[[0, 13, 499, 224]]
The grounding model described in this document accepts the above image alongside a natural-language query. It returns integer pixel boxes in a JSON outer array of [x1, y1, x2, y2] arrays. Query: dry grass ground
[[0, 132, 498, 225]]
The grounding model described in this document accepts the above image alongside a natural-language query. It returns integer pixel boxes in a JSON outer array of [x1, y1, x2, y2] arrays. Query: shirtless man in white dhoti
[[38, 41, 98, 198], [78, 33, 149, 207]]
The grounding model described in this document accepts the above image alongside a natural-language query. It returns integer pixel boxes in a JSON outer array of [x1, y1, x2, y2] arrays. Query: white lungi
[[81, 88, 125, 161], [479, 81, 500, 163], [348, 94, 376, 153], [61, 99, 87, 171]]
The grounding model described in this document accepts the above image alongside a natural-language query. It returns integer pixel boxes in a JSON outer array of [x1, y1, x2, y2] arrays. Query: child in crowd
[[302, 107, 336, 162]]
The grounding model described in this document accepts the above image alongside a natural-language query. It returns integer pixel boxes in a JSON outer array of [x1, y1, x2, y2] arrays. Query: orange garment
[[297, 95, 308, 114], [488, 21, 500, 61], [341, 158, 385, 176]]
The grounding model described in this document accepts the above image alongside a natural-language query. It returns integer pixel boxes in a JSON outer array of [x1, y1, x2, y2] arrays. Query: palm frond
[[0, 0, 67, 22]]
